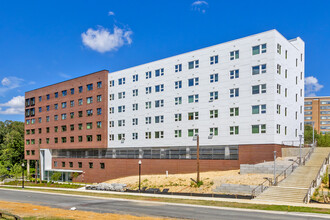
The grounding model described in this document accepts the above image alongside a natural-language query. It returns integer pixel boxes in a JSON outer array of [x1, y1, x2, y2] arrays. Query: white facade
[[108, 30, 305, 148]]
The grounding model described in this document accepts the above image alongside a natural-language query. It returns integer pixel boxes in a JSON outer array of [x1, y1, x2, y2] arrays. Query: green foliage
[[190, 180, 204, 188], [322, 167, 329, 185], [304, 125, 330, 147], [51, 172, 62, 182], [0, 120, 25, 177]]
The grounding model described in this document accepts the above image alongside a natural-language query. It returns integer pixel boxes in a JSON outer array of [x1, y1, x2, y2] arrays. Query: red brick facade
[[24, 70, 109, 161], [52, 144, 287, 183]]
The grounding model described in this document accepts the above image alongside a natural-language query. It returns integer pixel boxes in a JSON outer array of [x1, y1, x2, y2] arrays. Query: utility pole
[[197, 135, 200, 183]]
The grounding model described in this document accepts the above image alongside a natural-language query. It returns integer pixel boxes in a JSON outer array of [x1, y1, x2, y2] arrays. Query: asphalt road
[[0, 189, 329, 220]]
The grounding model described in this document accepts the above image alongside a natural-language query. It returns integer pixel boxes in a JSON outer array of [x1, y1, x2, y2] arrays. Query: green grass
[[1, 186, 330, 215], [3, 181, 82, 189]]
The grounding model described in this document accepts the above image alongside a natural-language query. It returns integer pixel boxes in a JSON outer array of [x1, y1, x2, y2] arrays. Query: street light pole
[[22, 162, 25, 189], [196, 135, 200, 183], [273, 151, 276, 186], [138, 160, 142, 192], [312, 122, 315, 147], [299, 134, 303, 165]]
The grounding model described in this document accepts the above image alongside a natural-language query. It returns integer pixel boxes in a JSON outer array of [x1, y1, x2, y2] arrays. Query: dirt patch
[[105, 170, 273, 193], [0, 200, 173, 220]]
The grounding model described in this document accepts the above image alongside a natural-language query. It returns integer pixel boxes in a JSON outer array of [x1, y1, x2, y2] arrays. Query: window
[[155, 68, 164, 77], [61, 125, 67, 132], [61, 137, 67, 143], [79, 86, 83, 93], [175, 97, 182, 105], [54, 161, 57, 167], [188, 77, 199, 87], [210, 73, 218, 83], [133, 103, 138, 111], [285, 107, 287, 116], [109, 80, 114, 87], [39, 96, 42, 102], [78, 136, 83, 142], [61, 113, 67, 120], [70, 100, 74, 107], [118, 92, 126, 99], [230, 107, 239, 116], [230, 88, 239, 97], [109, 134, 114, 141], [54, 115, 59, 121], [145, 117, 152, 124], [132, 118, 138, 125], [86, 122, 93, 129], [133, 74, 139, 82], [132, 133, 138, 140], [210, 127, 218, 136], [252, 104, 267, 114], [54, 104, 58, 110], [175, 81, 182, 89], [155, 131, 164, 139], [230, 69, 239, 79], [78, 99, 83, 105], [230, 126, 239, 135], [133, 89, 138, 97], [210, 55, 218, 65], [175, 64, 182, 72], [175, 113, 182, 121], [89, 162, 93, 168], [39, 107, 42, 113], [252, 64, 267, 75], [277, 104, 281, 114], [285, 88, 288, 97], [146, 86, 152, 94], [78, 111, 83, 117], [118, 134, 125, 141], [146, 71, 152, 79], [210, 110, 218, 118], [277, 84, 281, 94], [277, 44, 282, 54], [62, 90, 67, 97], [277, 64, 281, 74], [175, 130, 182, 138], [118, 106, 125, 113], [155, 115, 164, 123], [188, 60, 199, 69], [277, 124, 281, 134], [155, 84, 164, 92], [70, 136, 74, 143], [155, 100, 164, 108], [188, 94, 199, 103], [252, 44, 267, 55], [188, 112, 199, 120], [145, 132, 151, 139], [86, 84, 93, 91], [230, 50, 239, 60], [97, 135, 102, 141], [87, 135, 93, 142], [145, 101, 152, 109], [86, 109, 93, 116], [70, 124, 74, 131], [46, 94, 50, 100], [109, 107, 114, 114], [118, 77, 126, 85], [109, 94, 114, 101], [38, 128, 42, 134], [54, 126, 58, 132], [188, 129, 198, 137], [97, 81, 102, 88], [252, 84, 266, 94], [55, 92, 58, 98], [87, 97, 93, 104], [38, 117, 42, 123], [62, 102, 67, 108], [70, 88, 75, 95], [252, 124, 266, 134]]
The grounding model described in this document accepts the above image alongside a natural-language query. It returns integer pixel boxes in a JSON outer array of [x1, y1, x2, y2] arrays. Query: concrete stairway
[[254, 148, 330, 203]]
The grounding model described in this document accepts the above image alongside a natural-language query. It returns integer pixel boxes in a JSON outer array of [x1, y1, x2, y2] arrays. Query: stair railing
[[303, 152, 330, 203]]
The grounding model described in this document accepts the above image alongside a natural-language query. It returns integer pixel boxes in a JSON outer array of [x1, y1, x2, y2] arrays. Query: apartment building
[[304, 97, 330, 134], [25, 30, 305, 182]]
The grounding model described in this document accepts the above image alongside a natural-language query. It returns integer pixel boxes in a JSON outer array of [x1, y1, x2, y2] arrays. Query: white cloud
[[59, 73, 71, 79], [108, 11, 115, 16], [191, 1, 208, 13], [305, 76, 324, 97], [81, 26, 133, 53], [0, 96, 25, 115], [0, 76, 24, 95]]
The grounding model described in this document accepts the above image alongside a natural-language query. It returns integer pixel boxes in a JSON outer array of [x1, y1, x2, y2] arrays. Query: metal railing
[[303, 152, 330, 203], [252, 146, 315, 198]]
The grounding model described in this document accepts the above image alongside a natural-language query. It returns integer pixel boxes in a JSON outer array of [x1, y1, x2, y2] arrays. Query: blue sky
[[0, 0, 329, 122]]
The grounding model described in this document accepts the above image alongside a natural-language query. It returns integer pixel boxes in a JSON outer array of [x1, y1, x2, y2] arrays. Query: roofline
[[25, 69, 109, 94], [305, 96, 330, 99], [109, 29, 303, 75]]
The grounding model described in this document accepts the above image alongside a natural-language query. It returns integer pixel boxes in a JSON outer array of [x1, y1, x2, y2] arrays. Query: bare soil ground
[[0, 200, 173, 220], [105, 170, 273, 193]]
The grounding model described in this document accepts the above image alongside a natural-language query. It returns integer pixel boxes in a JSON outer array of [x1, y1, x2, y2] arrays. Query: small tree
[[51, 172, 62, 182]]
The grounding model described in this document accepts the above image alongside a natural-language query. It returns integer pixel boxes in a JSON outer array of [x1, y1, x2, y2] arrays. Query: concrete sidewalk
[[1, 185, 329, 210]]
